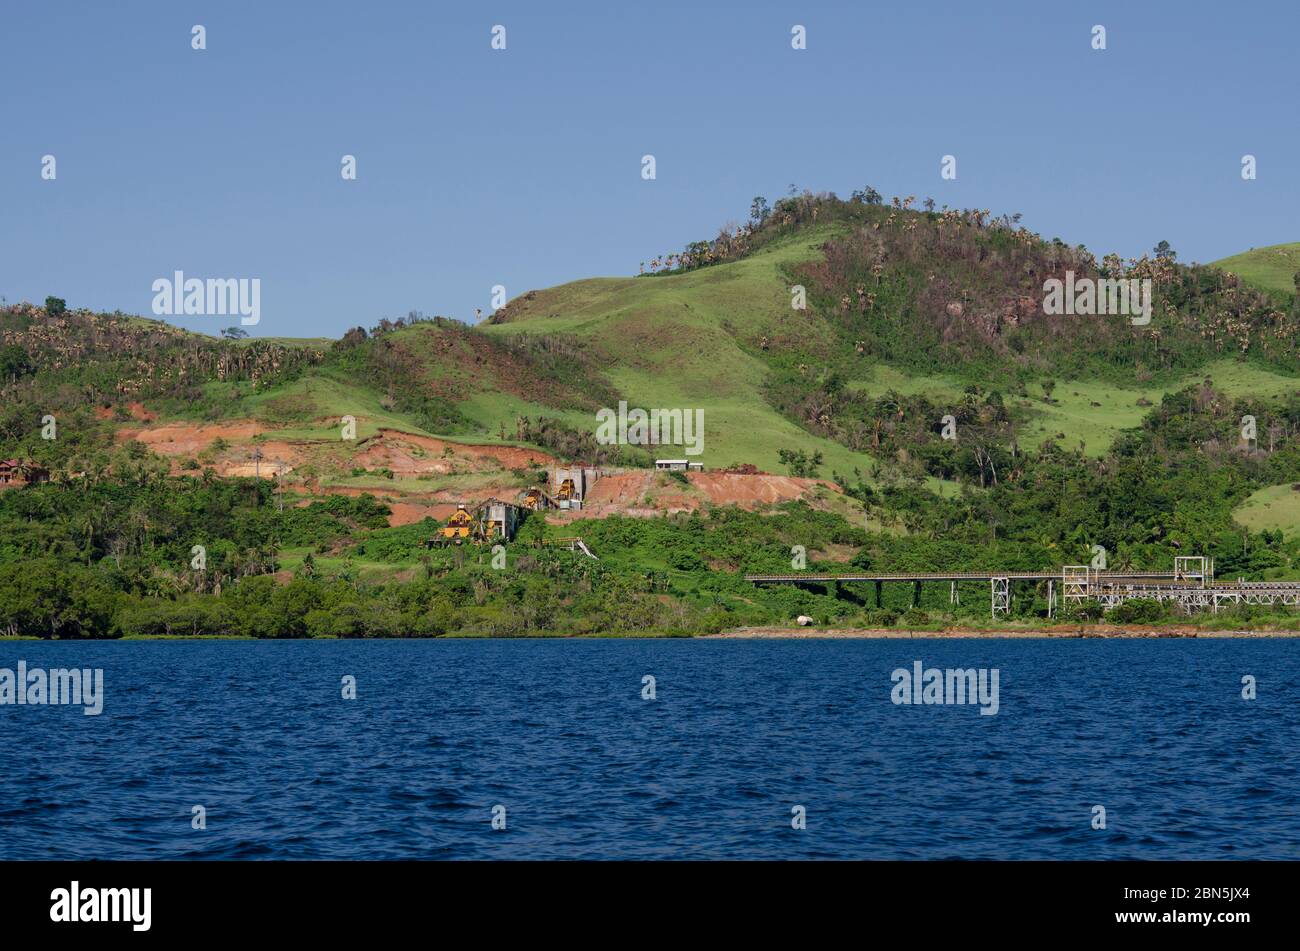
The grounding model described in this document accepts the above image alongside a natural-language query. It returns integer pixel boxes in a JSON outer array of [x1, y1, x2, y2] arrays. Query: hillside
[[9, 192, 1300, 638], [482, 222, 865, 474], [488, 195, 1300, 471], [1212, 242, 1300, 300], [8, 194, 1300, 496]]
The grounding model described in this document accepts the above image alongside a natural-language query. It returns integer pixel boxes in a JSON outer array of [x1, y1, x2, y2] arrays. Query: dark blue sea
[[1, 638, 1296, 860]]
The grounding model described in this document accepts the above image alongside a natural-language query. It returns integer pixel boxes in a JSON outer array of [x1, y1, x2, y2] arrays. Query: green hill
[[479, 223, 868, 474], [1233, 482, 1300, 535], [11, 193, 1300, 638], [483, 195, 1300, 471], [1212, 242, 1300, 299], [7, 193, 1300, 486]]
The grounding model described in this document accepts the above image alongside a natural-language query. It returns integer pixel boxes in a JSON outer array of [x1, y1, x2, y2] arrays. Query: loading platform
[[744, 557, 1300, 618]]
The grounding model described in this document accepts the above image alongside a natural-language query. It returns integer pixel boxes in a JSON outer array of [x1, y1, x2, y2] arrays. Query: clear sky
[[2, 0, 1296, 338]]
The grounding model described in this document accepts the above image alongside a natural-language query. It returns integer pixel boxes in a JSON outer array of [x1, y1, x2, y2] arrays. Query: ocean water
[[0, 638, 1296, 860]]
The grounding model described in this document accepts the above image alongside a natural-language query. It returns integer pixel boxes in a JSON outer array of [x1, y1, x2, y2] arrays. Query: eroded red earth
[[114, 418, 841, 526]]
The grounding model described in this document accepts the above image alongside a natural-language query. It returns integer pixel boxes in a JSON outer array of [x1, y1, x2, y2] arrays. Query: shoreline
[[706, 625, 1300, 639], [5, 625, 1300, 641]]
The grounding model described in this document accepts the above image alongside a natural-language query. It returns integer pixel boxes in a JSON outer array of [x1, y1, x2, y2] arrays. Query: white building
[[654, 459, 703, 472]]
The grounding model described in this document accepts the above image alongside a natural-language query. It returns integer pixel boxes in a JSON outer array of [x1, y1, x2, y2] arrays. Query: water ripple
[[0, 638, 1296, 859]]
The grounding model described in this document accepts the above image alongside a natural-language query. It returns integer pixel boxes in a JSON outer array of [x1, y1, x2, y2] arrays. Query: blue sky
[[2, 0, 1296, 338]]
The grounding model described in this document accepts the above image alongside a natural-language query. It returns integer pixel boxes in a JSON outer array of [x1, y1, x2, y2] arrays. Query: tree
[[777, 448, 823, 478], [44, 296, 67, 317], [1153, 240, 1176, 262], [0, 560, 117, 637], [749, 196, 770, 226], [0, 344, 33, 383], [221, 326, 249, 339]]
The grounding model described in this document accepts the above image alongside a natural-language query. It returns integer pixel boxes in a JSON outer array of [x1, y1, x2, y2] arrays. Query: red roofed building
[[0, 459, 50, 489]]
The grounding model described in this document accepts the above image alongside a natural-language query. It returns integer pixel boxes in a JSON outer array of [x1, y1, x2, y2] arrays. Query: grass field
[[1233, 482, 1300, 534], [243, 372, 430, 439], [478, 224, 879, 475], [455, 390, 592, 438], [321, 471, 517, 494], [852, 359, 1300, 457], [1030, 361, 1300, 454], [1212, 243, 1300, 299]]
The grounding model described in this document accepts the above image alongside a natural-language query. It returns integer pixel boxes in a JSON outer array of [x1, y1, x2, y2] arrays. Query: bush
[[1107, 598, 1166, 624], [668, 548, 707, 571], [1061, 602, 1104, 622], [701, 606, 732, 634]]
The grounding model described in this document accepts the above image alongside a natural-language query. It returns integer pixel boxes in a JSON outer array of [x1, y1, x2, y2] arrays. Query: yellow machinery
[[438, 505, 475, 542]]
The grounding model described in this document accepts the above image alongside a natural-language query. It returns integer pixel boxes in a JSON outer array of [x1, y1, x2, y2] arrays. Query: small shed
[[654, 459, 703, 472]]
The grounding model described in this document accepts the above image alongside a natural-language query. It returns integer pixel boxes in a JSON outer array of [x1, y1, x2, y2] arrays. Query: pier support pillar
[[874, 581, 882, 608], [991, 577, 1011, 618]]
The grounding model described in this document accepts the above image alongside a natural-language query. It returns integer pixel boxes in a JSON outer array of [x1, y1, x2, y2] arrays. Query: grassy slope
[[478, 225, 877, 476], [1025, 361, 1300, 453], [852, 359, 1300, 458], [178, 351, 560, 447], [1212, 242, 1300, 298], [474, 222, 1300, 477], [226, 371, 428, 439], [1233, 482, 1300, 534], [114, 230, 1300, 480]]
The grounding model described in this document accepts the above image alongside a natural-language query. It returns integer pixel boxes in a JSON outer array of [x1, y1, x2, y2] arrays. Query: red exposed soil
[[387, 501, 460, 527], [297, 484, 523, 526], [115, 419, 555, 482], [94, 402, 156, 422], [691, 472, 835, 506], [333, 468, 835, 528], [117, 420, 263, 455], [115, 419, 835, 527], [117, 420, 305, 477], [353, 430, 557, 475], [559, 470, 836, 519], [221, 441, 305, 477]]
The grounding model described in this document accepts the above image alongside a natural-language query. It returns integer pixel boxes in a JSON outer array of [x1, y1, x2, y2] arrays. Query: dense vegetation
[[4, 371, 1300, 637], [0, 302, 320, 429], [744, 194, 1300, 470]]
